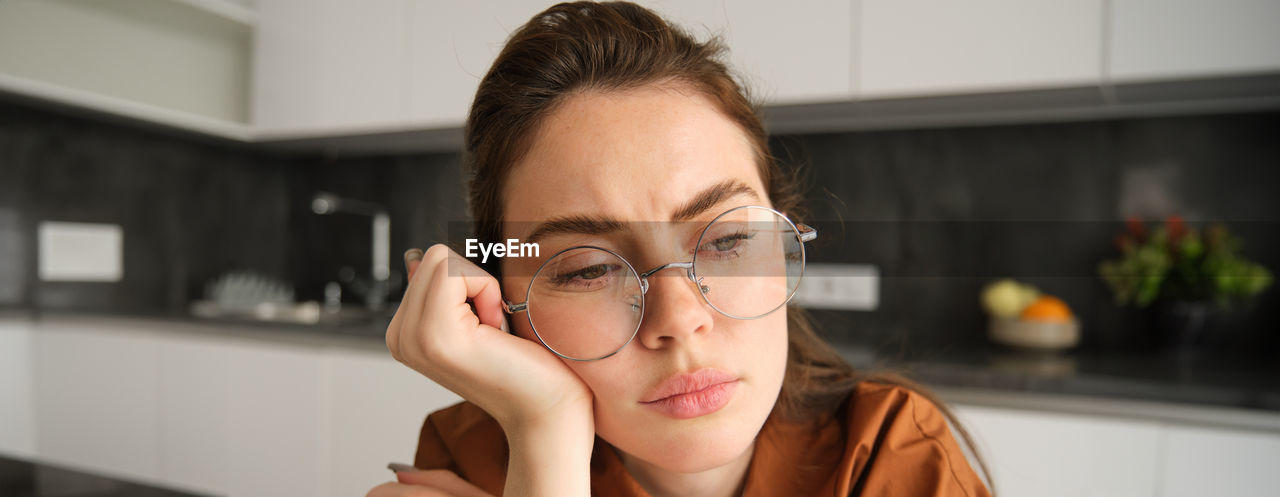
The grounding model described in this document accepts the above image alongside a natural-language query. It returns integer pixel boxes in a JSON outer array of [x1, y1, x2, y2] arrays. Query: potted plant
[[1098, 215, 1273, 349]]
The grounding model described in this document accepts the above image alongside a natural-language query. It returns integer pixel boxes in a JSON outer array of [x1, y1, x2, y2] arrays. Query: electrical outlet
[[791, 263, 878, 311], [37, 221, 123, 282]]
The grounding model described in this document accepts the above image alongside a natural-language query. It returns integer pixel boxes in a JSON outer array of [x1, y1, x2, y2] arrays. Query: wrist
[[502, 408, 594, 497]]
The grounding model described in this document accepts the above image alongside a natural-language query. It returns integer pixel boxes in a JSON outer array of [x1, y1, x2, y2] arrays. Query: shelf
[[0, 73, 251, 142], [170, 0, 257, 27]]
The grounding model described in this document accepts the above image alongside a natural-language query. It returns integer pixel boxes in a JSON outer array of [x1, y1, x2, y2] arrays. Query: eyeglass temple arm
[[502, 301, 526, 314], [797, 223, 817, 243]]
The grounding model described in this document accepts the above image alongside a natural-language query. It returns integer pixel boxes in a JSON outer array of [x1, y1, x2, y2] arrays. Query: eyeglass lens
[[525, 207, 804, 360]]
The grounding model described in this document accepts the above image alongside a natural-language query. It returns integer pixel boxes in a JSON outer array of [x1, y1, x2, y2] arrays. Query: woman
[[372, 2, 993, 496]]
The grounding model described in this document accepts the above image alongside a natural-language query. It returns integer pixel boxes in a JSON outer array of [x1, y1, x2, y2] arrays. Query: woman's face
[[499, 84, 789, 473]]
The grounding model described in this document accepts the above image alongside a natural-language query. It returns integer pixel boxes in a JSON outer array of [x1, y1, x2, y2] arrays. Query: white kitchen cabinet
[[327, 347, 462, 497], [30, 323, 165, 484], [24, 315, 461, 497], [857, 0, 1104, 98], [221, 337, 329, 497], [954, 404, 1163, 497], [271, 1, 854, 136], [1160, 424, 1280, 497], [0, 0, 253, 138], [1109, 0, 1280, 83], [252, 0, 411, 136], [404, 1, 548, 129], [638, 0, 854, 105], [156, 332, 237, 496], [0, 318, 36, 459]]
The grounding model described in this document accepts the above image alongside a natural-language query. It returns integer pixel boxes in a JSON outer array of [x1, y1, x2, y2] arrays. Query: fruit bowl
[[988, 316, 1080, 351]]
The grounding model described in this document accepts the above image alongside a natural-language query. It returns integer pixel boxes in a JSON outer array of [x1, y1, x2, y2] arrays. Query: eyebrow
[[521, 179, 761, 245]]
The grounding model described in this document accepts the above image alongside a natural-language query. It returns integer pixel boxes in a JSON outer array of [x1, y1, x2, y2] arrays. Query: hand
[[366, 468, 493, 497], [388, 244, 594, 432]]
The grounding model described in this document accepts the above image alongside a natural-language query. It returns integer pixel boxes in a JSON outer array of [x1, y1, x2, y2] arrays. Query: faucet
[[311, 192, 394, 312]]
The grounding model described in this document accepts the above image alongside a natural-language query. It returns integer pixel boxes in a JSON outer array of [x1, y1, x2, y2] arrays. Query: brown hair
[[464, 0, 991, 489]]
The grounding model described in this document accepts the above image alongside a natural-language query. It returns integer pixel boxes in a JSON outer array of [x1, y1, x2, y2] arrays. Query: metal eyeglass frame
[[500, 205, 818, 361]]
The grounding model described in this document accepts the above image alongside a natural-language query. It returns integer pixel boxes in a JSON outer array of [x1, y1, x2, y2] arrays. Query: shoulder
[[845, 381, 950, 436], [839, 381, 992, 496], [413, 400, 509, 491]]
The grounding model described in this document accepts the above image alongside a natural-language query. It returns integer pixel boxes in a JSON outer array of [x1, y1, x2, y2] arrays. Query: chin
[[600, 399, 767, 473], [648, 429, 755, 473]]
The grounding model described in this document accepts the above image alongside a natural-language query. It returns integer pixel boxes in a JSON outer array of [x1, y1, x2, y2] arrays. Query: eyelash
[[699, 231, 753, 260]]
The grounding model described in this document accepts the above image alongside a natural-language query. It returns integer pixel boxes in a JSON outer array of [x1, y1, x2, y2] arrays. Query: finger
[[395, 470, 493, 497], [390, 248, 425, 357], [391, 245, 451, 360], [366, 481, 450, 497], [404, 248, 424, 279], [407, 258, 422, 280], [436, 252, 506, 331]]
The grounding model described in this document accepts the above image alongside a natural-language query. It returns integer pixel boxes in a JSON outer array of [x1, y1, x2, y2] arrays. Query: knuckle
[[364, 481, 395, 497], [424, 243, 452, 263]]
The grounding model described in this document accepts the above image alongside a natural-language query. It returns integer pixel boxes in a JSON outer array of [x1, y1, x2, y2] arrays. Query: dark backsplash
[[2, 97, 1276, 355]]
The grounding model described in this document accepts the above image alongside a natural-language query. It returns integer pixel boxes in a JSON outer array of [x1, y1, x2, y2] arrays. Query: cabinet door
[[640, 0, 854, 105], [858, 0, 1103, 98], [31, 324, 163, 482], [1109, 0, 1280, 82], [1160, 424, 1280, 497], [954, 404, 1161, 497], [404, 1, 854, 129], [405, 1, 546, 128], [326, 347, 462, 497], [0, 318, 36, 458], [156, 332, 236, 496], [221, 338, 328, 497], [253, 0, 410, 134]]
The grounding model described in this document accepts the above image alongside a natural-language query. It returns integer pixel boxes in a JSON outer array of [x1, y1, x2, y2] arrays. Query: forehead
[[501, 84, 764, 227]]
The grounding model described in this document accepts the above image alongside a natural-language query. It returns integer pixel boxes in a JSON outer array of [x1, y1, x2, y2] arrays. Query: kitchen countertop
[[834, 342, 1280, 410], [830, 341, 1280, 431], [0, 455, 213, 497], [7, 308, 1279, 430]]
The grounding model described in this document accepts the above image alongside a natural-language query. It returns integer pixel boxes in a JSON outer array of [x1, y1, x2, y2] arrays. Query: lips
[[641, 368, 739, 403]]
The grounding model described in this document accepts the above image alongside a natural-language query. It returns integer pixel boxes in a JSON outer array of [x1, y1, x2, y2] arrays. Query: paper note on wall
[[37, 221, 123, 282]]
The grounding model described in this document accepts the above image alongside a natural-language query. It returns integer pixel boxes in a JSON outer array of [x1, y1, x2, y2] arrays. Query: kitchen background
[[4, 99, 1278, 355], [2, 1, 1279, 497]]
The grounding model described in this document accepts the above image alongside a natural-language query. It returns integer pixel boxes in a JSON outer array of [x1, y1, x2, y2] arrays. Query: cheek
[[751, 311, 791, 387]]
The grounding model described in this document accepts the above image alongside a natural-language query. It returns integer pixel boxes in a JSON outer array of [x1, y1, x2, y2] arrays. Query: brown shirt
[[414, 382, 992, 497]]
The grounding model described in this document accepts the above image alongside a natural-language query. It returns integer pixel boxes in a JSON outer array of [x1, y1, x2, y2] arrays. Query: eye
[[710, 234, 746, 251], [576, 264, 608, 280], [699, 231, 753, 259], [549, 263, 616, 289]]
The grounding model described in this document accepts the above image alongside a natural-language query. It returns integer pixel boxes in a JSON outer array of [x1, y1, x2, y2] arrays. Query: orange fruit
[[1019, 295, 1073, 322]]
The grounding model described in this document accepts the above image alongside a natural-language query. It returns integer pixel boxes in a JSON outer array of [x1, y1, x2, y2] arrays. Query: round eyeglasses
[[501, 205, 817, 361]]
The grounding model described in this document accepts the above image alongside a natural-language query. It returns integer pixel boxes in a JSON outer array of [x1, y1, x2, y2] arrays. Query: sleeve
[[409, 401, 511, 496], [413, 409, 462, 472], [847, 386, 993, 497]]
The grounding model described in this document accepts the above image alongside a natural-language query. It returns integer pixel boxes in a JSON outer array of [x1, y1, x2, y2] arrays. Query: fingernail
[[403, 248, 423, 267], [387, 462, 416, 473]]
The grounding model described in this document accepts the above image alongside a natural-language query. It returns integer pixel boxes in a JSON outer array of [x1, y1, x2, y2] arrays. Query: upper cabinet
[[1109, 0, 1280, 82], [856, 0, 1104, 98], [638, 0, 854, 105], [254, 0, 854, 136], [252, 0, 412, 137], [5, 1, 1279, 146], [403, 2, 550, 129], [0, 0, 253, 139]]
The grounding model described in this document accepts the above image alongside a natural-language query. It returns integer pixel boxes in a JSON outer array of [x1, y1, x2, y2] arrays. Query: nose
[[635, 265, 715, 351]]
